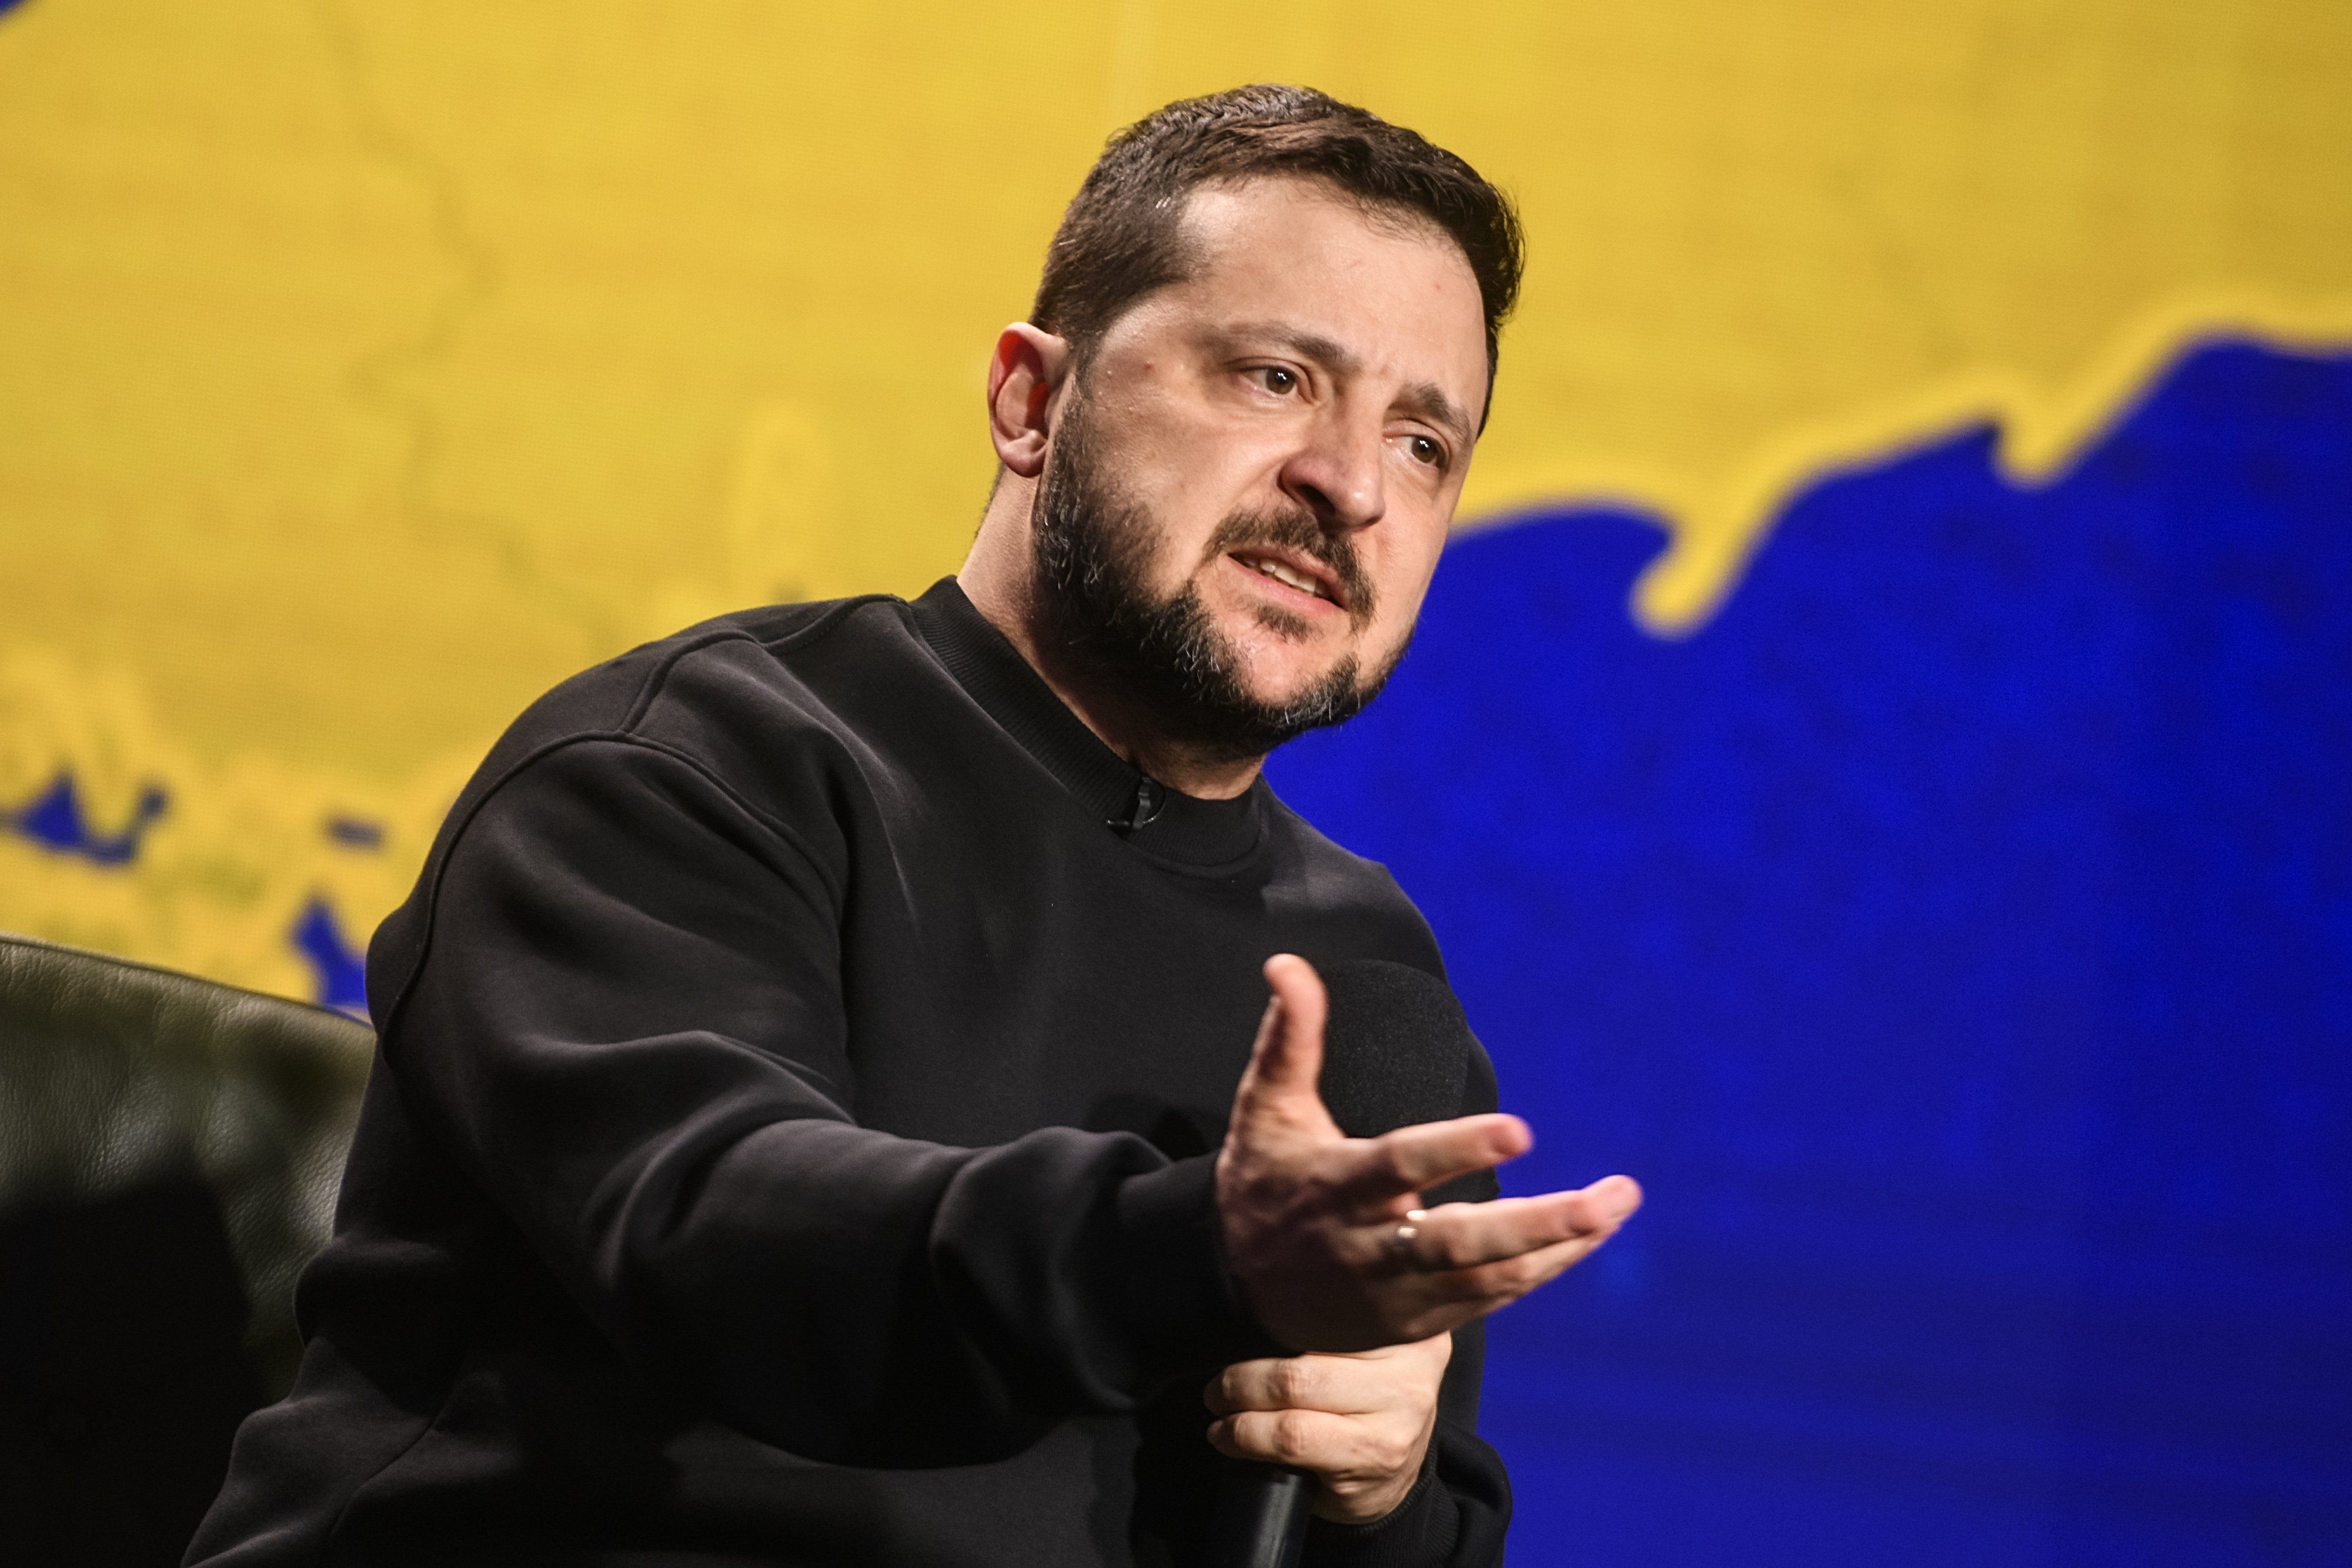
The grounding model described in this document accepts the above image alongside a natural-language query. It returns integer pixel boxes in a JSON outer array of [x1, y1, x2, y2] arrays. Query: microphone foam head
[[1315, 958, 1474, 1139]]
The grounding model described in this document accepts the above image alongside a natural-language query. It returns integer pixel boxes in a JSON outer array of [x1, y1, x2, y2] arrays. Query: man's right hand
[[1215, 954, 1642, 1352]]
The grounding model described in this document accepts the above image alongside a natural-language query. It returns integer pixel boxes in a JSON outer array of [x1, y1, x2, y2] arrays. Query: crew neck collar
[[909, 577, 1267, 870]]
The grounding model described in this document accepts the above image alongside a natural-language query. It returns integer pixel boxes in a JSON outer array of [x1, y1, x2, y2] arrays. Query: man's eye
[[1257, 367, 1298, 394], [1409, 434, 1445, 468]]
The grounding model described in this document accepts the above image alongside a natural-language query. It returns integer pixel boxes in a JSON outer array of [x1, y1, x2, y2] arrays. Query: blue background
[[1272, 342, 2352, 1564]]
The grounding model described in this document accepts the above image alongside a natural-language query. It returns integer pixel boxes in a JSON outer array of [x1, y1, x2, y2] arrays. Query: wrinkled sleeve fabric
[[372, 735, 1272, 1468]]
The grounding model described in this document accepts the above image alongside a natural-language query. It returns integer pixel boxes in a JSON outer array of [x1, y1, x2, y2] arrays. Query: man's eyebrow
[[1210, 323, 1476, 447], [1210, 322, 1362, 375], [1395, 380, 1475, 449]]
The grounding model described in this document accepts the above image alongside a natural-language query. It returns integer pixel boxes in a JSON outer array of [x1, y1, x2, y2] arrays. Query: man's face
[[1030, 176, 1490, 760]]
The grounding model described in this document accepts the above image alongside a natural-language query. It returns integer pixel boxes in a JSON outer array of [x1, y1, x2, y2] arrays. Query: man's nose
[[1278, 414, 1386, 533]]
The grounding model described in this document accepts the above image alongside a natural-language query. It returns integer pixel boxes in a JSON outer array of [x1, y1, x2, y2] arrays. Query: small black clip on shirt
[[1108, 775, 1167, 835]]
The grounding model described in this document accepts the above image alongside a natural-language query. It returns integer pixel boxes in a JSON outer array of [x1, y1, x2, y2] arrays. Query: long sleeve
[[192, 598, 1507, 1567], [369, 735, 1274, 1468]]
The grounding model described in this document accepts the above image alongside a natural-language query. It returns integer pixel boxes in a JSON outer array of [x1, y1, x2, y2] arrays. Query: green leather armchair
[[0, 932, 374, 1568]]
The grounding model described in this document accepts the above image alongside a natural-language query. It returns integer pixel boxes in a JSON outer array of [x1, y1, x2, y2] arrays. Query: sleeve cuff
[[1112, 1154, 1287, 1382], [1302, 1457, 1457, 1567]]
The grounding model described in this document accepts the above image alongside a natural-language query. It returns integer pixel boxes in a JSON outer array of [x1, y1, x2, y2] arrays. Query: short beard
[[1028, 390, 1406, 767]]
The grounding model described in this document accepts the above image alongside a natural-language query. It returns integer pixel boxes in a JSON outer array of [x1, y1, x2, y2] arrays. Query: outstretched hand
[[1215, 954, 1642, 1352]]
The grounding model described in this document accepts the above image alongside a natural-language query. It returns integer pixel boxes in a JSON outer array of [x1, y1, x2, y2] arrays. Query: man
[[189, 85, 1641, 1567]]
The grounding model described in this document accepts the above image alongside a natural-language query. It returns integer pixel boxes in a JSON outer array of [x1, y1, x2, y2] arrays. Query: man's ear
[[987, 323, 1072, 479]]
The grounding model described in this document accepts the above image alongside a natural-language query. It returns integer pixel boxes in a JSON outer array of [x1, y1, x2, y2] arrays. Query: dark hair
[[1031, 85, 1524, 411]]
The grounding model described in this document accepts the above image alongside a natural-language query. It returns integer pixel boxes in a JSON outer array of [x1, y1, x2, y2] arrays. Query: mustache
[[1202, 507, 1376, 623]]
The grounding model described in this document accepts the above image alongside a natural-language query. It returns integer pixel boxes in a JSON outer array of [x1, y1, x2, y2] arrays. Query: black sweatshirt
[[188, 581, 1511, 1568]]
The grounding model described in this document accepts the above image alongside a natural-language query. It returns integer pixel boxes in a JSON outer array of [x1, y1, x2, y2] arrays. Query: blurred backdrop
[[2, 2, 2346, 1562]]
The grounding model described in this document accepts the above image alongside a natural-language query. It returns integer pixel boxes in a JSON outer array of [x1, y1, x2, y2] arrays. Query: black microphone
[[1201, 958, 1476, 1568]]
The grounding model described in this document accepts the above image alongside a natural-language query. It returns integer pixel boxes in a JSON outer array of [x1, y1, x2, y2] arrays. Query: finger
[[1208, 1354, 1377, 1417], [1210, 1356, 1315, 1416], [1228, 954, 1329, 1127], [1207, 1408, 1369, 1472], [1418, 1227, 1622, 1312], [1334, 1112, 1533, 1205], [1393, 1176, 1643, 1270]]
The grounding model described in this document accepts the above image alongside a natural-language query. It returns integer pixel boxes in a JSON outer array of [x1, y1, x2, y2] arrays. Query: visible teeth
[[1245, 556, 1327, 599]]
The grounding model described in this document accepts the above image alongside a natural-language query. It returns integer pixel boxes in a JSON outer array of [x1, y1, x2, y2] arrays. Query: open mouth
[[1230, 549, 1345, 611]]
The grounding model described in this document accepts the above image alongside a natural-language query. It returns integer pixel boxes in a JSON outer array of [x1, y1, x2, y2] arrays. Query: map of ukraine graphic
[[1, 2, 2348, 1563]]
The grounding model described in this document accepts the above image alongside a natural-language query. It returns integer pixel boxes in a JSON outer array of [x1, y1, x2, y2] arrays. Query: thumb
[[1229, 954, 1334, 1135]]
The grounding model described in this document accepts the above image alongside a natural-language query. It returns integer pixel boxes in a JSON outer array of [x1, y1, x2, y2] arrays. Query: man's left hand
[[1204, 1333, 1453, 1524]]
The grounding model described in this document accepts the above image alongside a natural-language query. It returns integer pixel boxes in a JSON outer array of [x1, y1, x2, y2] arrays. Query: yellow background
[[2, 0, 2347, 1002]]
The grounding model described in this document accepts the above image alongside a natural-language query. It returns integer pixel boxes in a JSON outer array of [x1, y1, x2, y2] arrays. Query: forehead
[[1144, 176, 1489, 407]]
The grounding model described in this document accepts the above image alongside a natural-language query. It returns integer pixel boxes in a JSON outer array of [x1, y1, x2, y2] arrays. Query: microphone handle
[[1202, 1462, 1313, 1568]]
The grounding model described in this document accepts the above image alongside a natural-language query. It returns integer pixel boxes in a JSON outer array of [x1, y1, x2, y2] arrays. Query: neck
[[958, 477, 1266, 801]]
